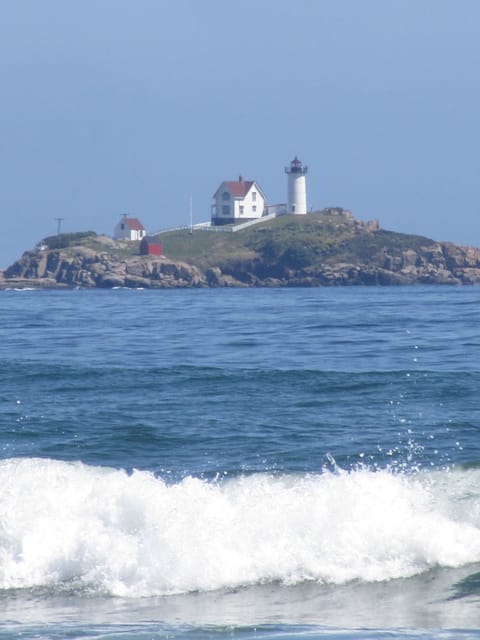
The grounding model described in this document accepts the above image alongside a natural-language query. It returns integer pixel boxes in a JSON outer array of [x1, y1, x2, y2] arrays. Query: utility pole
[[54, 217, 64, 235]]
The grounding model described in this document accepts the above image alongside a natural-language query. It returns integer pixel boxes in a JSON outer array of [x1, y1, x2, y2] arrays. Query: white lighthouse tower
[[285, 156, 308, 215]]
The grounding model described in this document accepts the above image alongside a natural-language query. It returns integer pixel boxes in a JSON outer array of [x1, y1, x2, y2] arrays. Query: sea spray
[[1, 458, 480, 597]]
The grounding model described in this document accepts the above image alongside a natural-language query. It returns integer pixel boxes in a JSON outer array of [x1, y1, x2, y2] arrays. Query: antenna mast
[[189, 195, 193, 234]]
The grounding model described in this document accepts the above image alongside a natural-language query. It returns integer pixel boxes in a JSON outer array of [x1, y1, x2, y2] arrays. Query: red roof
[[124, 217, 145, 231], [225, 180, 254, 198], [214, 179, 265, 199]]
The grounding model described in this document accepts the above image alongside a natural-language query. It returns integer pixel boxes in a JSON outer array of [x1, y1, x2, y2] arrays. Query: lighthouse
[[285, 156, 308, 215]]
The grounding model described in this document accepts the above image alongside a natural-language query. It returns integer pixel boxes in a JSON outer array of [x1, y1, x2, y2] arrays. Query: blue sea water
[[1, 286, 480, 639]]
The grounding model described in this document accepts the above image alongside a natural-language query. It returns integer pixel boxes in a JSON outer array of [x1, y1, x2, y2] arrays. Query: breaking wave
[[1, 458, 480, 597]]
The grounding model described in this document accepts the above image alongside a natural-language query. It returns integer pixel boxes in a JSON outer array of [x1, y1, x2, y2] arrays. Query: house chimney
[[239, 175, 243, 182]]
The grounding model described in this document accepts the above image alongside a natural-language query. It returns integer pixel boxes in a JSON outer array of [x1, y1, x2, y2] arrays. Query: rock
[[206, 267, 223, 286], [97, 274, 126, 288], [401, 249, 419, 268], [0, 245, 210, 289], [4, 217, 480, 289], [455, 267, 480, 284], [124, 275, 152, 288]]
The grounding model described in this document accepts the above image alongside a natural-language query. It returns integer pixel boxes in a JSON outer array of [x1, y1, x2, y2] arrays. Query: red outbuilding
[[140, 236, 163, 256]]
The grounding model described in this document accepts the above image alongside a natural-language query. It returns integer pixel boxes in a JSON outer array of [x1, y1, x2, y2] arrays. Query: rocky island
[[2, 208, 480, 289]]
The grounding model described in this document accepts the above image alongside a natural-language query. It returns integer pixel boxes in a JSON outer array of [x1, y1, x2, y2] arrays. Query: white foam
[[0, 458, 479, 597]]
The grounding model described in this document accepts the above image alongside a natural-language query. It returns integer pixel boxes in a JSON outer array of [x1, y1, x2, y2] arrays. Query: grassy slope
[[36, 211, 436, 273], [159, 210, 435, 270], [41, 231, 141, 259]]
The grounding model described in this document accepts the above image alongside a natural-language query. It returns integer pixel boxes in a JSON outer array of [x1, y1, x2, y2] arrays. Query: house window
[[239, 205, 244, 215], [121, 223, 125, 230], [222, 205, 230, 215], [252, 206, 257, 213], [222, 191, 230, 200], [252, 191, 257, 202]]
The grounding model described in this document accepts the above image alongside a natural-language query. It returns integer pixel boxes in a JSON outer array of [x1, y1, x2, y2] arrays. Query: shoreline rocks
[[1, 249, 207, 289], [3, 230, 480, 289]]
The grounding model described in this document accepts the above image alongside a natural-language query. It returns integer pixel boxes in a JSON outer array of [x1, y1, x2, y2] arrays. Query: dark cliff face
[[2, 218, 480, 288], [210, 241, 480, 287]]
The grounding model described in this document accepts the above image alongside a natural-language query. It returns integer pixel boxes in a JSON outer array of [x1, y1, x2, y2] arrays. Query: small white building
[[212, 177, 266, 226], [114, 214, 147, 241]]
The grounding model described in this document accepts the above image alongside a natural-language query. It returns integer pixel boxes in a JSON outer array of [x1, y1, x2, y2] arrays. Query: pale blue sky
[[1, 0, 479, 268]]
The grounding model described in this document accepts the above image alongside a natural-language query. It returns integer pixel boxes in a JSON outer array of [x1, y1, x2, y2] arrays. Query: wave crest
[[1, 458, 480, 596]]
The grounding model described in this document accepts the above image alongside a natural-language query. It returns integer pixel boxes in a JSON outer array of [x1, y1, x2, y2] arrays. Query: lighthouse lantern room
[[285, 156, 308, 215]]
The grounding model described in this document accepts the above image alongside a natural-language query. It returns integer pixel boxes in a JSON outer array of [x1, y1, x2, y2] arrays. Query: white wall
[[233, 184, 265, 220], [287, 173, 307, 215], [113, 221, 146, 240], [212, 182, 265, 223]]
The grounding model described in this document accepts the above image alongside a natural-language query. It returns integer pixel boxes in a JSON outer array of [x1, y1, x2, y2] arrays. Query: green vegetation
[[159, 228, 257, 269], [329, 230, 436, 265], [159, 209, 435, 271], [42, 231, 98, 250], [85, 238, 140, 259], [41, 231, 140, 258], [4, 208, 451, 287], [35, 209, 436, 280]]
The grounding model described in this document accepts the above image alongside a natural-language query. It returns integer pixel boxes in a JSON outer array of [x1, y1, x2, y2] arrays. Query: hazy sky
[[1, 0, 479, 268]]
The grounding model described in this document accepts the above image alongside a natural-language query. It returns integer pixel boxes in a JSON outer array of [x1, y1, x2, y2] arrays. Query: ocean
[[1, 285, 480, 639]]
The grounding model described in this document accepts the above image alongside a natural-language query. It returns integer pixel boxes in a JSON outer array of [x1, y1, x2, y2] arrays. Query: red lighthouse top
[[285, 156, 308, 174]]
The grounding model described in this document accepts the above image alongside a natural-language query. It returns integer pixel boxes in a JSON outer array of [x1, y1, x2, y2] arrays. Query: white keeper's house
[[114, 214, 147, 241], [211, 176, 266, 226]]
